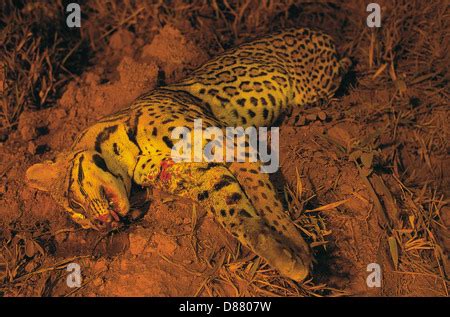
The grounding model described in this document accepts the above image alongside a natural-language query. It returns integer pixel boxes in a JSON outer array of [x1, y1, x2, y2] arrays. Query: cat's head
[[26, 150, 130, 231]]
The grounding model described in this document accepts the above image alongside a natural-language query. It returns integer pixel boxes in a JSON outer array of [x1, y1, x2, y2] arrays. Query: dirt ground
[[1, 1, 448, 296]]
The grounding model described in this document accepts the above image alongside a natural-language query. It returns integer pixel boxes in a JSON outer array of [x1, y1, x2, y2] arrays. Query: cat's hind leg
[[177, 162, 311, 281], [228, 161, 312, 278]]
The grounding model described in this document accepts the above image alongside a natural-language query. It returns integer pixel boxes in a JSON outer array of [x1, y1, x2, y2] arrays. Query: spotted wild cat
[[26, 28, 350, 281]]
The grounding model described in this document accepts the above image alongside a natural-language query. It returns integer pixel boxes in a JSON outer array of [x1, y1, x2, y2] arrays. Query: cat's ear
[[26, 161, 61, 192]]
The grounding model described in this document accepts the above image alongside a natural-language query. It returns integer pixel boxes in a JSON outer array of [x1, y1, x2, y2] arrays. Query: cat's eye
[[69, 199, 84, 211]]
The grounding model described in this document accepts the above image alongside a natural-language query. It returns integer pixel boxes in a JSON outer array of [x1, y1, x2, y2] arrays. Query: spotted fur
[[167, 28, 350, 127], [25, 28, 350, 282]]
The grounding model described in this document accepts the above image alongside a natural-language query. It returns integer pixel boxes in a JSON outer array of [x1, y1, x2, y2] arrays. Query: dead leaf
[[360, 152, 374, 168], [388, 236, 399, 270], [306, 199, 349, 212]]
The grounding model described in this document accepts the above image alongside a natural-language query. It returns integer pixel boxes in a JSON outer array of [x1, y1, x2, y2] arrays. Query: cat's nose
[[94, 211, 121, 231]]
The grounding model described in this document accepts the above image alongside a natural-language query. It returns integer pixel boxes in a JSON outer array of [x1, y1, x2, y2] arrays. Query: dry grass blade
[[305, 199, 349, 213]]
